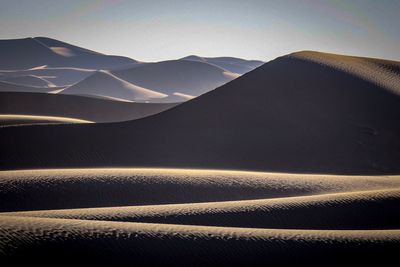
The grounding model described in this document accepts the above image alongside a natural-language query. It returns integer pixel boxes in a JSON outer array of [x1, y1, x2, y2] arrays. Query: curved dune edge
[[1, 215, 399, 241], [291, 51, 400, 95], [0, 114, 93, 125], [1, 168, 400, 212], [3, 188, 398, 230]]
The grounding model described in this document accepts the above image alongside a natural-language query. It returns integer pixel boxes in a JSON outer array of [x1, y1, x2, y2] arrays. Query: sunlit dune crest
[[223, 71, 241, 79], [172, 92, 195, 100], [0, 114, 93, 126], [291, 51, 400, 95], [29, 65, 47, 70]]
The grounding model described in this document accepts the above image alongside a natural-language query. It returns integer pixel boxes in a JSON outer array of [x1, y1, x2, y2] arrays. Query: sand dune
[[0, 168, 399, 265], [61, 70, 168, 102], [0, 92, 179, 122], [0, 51, 398, 173], [112, 59, 238, 96], [182, 55, 264, 74], [0, 114, 92, 126], [1, 168, 399, 212]]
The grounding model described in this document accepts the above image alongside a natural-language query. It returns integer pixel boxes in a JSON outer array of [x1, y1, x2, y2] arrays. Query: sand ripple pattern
[[1, 168, 399, 265]]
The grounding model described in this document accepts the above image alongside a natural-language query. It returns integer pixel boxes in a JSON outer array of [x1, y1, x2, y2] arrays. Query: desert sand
[[1, 44, 400, 264], [1, 51, 399, 173], [0, 168, 399, 265]]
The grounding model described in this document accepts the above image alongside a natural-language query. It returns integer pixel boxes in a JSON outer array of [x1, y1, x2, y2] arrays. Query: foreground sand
[[1, 168, 399, 264]]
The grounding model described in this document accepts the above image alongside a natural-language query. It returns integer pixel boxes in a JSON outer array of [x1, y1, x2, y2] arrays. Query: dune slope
[[0, 51, 399, 173]]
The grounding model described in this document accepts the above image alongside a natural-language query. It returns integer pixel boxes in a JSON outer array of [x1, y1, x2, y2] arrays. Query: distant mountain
[[1, 51, 399, 173], [0, 37, 263, 100], [181, 55, 264, 74], [0, 37, 138, 70]]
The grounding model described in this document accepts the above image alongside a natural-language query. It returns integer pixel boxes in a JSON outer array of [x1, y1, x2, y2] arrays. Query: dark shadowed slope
[[182, 55, 264, 74], [0, 75, 55, 87], [0, 51, 399, 174], [112, 60, 239, 96], [0, 37, 138, 70], [0, 80, 60, 93], [0, 92, 178, 122]]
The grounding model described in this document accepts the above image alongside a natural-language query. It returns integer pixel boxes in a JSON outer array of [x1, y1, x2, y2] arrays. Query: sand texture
[[1, 51, 399, 173], [1, 168, 399, 265]]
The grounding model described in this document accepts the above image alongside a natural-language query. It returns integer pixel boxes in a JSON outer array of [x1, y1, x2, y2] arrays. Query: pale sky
[[0, 0, 399, 62]]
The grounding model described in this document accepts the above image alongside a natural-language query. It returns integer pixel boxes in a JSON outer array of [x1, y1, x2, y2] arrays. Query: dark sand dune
[[112, 59, 238, 96], [0, 168, 399, 265], [0, 92, 178, 122], [61, 70, 168, 102], [0, 37, 137, 70], [0, 51, 399, 173], [182, 55, 264, 74]]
